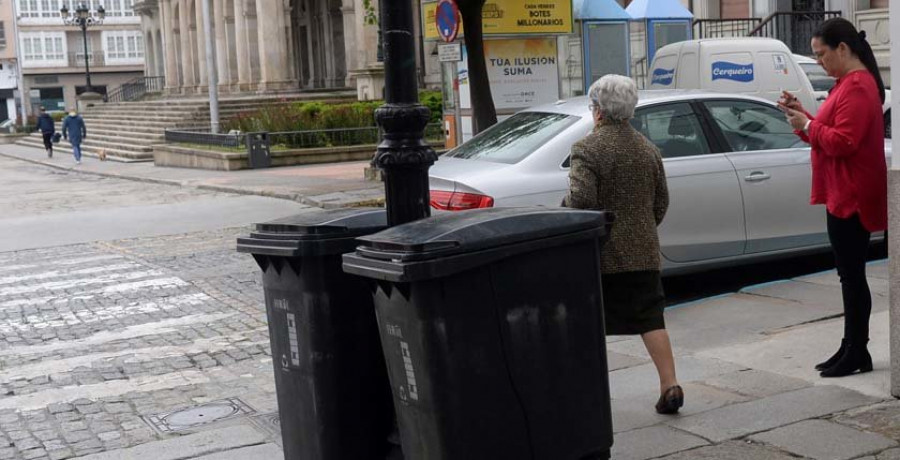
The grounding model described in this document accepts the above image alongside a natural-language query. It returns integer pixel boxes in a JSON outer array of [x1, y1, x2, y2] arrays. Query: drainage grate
[[143, 398, 256, 433]]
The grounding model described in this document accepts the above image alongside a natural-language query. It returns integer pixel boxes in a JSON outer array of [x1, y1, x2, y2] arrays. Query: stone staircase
[[17, 91, 356, 162]]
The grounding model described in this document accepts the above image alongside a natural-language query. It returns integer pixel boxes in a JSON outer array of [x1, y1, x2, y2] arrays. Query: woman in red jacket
[[780, 17, 887, 378]]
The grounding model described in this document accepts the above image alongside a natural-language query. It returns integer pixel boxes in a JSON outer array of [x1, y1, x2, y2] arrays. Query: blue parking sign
[[436, 0, 460, 43]]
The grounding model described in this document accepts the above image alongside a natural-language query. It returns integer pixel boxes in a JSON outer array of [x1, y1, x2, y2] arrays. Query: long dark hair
[[813, 17, 885, 103]]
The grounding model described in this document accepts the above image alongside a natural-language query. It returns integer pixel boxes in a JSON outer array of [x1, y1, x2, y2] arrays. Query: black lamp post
[[61, 3, 105, 94], [375, 0, 438, 226]]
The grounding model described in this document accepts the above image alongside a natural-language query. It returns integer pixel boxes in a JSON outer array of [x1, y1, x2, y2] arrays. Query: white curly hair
[[588, 74, 638, 122]]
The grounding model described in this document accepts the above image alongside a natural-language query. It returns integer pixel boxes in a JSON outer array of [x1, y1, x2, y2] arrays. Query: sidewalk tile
[[70, 425, 266, 460], [667, 385, 880, 442], [703, 369, 811, 398], [611, 425, 708, 460], [655, 440, 799, 459], [610, 356, 743, 400], [834, 400, 900, 442], [749, 419, 896, 460], [191, 443, 282, 460], [612, 382, 749, 433]]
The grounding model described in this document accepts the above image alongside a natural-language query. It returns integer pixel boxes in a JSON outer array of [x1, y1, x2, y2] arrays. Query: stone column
[[340, 0, 356, 87], [194, 0, 208, 87], [161, 0, 179, 89], [179, 0, 196, 89], [233, 0, 252, 90], [255, 0, 291, 90], [214, 0, 230, 87]]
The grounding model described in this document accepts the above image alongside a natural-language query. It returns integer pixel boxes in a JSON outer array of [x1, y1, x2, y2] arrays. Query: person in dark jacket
[[564, 74, 682, 415], [61, 109, 87, 165], [35, 106, 55, 158]]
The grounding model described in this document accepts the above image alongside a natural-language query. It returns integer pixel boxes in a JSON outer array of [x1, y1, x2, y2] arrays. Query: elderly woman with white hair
[[564, 74, 682, 414]]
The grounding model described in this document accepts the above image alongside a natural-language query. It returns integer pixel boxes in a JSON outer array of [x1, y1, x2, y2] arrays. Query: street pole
[[201, 0, 220, 134], [888, 0, 899, 398], [375, 0, 438, 227], [81, 23, 92, 92], [10, 0, 28, 124]]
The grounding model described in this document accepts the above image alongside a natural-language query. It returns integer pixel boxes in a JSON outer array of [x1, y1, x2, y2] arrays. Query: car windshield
[[443, 112, 579, 164], [799, 63, 835, 92]]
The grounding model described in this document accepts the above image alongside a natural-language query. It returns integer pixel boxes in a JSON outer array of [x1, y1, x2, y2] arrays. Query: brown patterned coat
[[564, 120, 669, 274]]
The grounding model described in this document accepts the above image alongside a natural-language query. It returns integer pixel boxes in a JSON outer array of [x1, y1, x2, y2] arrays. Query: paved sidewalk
[[3, 143, 900, 459], [0, 144, 384, 209]]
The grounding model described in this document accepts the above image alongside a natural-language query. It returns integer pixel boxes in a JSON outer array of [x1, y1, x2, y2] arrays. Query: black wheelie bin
[[237, 208, 395, 460], [342, 207, 615, 460]]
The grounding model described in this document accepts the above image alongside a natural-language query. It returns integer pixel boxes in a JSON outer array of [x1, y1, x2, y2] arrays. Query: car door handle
[[744, 172, 771, 182], [816, 96, 827, 101]]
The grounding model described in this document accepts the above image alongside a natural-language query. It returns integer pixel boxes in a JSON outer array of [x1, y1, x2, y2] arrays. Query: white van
[[648, 37, 892, 136], [649, 38, 821, 114]]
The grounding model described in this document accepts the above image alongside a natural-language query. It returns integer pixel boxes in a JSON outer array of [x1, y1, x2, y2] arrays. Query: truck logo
[[651, 68, 675, 86], [712, 61, 754, 82]]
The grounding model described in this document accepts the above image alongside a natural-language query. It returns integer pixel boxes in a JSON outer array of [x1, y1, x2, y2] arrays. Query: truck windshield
[[443, 112, 579, 164]]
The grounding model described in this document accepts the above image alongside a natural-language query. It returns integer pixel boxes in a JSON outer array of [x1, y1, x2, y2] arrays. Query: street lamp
[[61, 3, 105, 94], [375, 0, 438, 226]]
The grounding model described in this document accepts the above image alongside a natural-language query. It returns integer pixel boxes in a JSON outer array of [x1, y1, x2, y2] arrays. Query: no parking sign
[[435, 0, 460, 43]]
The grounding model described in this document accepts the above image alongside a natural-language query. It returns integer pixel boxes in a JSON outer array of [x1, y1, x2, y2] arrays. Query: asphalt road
[[0, 156, 308, 252]]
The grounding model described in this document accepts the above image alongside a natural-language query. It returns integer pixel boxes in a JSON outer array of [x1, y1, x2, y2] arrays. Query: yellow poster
[[423, 0, 573, 40]]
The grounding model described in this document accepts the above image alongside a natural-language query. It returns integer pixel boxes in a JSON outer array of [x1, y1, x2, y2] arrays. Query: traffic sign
[[435, 0, 460, 43]]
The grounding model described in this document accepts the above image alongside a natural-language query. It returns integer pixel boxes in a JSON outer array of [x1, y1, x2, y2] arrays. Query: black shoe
[[47, 149, 52, 158], [820, 340, 873, 378], [815, 338, 848, 371], [655, 385, 684, 414]]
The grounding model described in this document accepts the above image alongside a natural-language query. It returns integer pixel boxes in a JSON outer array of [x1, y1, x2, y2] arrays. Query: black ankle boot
[[820, 340, 873, 378], [815, 339, 848, 371]]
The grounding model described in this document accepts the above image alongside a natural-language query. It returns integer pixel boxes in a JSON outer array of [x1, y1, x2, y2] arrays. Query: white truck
[[648, 38, 891, 137]]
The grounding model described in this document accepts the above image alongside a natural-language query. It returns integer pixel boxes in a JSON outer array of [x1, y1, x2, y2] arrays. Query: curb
[[0, 150, 383, 209]]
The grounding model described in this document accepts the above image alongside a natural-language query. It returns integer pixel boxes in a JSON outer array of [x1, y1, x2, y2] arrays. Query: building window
[[21, 0, 133, 20], [20, 32, 67, 67], [0, 22, 6, 49], [103, 31, 143, 64]]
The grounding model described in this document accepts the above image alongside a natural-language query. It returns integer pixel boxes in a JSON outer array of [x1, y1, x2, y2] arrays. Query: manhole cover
[[143, 398, 256, 433]]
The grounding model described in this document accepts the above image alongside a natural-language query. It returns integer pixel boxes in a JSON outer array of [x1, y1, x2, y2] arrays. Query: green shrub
[[219, 93, 443, 148]]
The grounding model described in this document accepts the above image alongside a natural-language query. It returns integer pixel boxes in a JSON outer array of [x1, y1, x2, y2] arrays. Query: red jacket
[[797, 70, 887, 232]]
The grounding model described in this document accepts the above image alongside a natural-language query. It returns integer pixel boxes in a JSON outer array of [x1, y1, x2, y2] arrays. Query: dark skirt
[[601, 270, 666, 335]]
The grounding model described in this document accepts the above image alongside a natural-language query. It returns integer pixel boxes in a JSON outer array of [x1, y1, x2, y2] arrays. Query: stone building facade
[[131, 0, 433, 96]]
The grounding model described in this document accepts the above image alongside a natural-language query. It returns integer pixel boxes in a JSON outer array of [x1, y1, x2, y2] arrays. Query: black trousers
[[827, 212, 872, 342], [42, 132, 53, 150]]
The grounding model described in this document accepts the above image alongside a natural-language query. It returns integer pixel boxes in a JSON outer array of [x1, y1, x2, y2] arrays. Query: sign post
[[435, 0, 460, 43]]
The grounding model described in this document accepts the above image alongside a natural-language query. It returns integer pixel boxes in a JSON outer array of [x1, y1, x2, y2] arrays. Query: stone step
[[82, 128, 165, 141], [25, 132, 154, 153], [28, 131, 159, 147], [82, 114, 195, 123], [16, 137, 152, 162]]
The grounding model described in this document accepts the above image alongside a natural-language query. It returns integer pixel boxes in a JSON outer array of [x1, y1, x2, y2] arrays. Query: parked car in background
[[428, 91, 892, 275]]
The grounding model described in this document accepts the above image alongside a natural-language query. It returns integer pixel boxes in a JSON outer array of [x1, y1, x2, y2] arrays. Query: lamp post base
[[77, 91, 104, 112]]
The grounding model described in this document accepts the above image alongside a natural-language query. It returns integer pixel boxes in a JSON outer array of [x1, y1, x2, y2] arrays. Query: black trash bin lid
[[355, 207, 612, 263], [237, 208, 387, 257]]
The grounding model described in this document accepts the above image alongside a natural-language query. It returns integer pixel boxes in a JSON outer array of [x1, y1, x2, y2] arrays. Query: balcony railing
[[693, 18, 762, 39], [749, 11, 842, 55]]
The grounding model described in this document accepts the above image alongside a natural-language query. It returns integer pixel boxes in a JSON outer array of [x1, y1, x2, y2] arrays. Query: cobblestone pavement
[[0, 228, 281, 460]]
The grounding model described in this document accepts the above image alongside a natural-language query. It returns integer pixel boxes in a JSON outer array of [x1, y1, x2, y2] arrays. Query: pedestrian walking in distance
[[564, 74, 683, 414], [62, 108, 87, 165], [779, 17, 887, 378], [36, 106, 55, 158]]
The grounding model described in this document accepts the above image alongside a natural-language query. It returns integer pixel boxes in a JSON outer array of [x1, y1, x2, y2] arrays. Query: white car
[[429, 90, 891, 275]]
